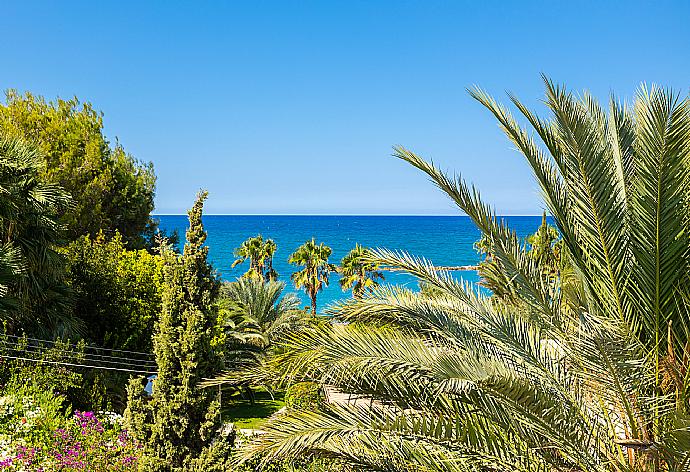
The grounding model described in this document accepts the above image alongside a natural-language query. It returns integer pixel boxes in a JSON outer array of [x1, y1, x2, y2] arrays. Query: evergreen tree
[[0, 90, 157, 248], [125, 190, 224, 471]]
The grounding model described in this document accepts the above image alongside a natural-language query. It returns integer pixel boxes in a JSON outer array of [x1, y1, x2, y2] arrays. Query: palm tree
[[211, 277, 307, 401], [220, 276, 304, 358], [0, 244, 23, 316], [232, 80, 690, 471], [232, 235, 278, 281], [0, 134, 73, 336], [339, 244, 384, 298], [288, 239, 335, 315], [477, 211, 563, 302], [263, 238, 278, 281]]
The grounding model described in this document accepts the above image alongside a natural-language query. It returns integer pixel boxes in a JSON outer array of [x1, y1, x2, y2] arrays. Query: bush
[[0, 385, 66, 450], [0, 333, 96, 412], [0, 393, 141, 471], [63, 232, 164, 353], [284, 382, 323, 412], [235, 454, 340, 472], [183, 439, 234, 471]]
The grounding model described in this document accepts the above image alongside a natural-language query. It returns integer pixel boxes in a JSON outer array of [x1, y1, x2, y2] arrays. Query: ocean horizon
[[157, 215, 547, 310]]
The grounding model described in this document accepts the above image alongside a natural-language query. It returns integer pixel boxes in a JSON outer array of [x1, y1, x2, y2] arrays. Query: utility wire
[[1, 343, 157, 370], [0, 355, 156, 375], [0, 340, 157, 368], [0, 334, 159, 374], [1, 334, 154, 358]]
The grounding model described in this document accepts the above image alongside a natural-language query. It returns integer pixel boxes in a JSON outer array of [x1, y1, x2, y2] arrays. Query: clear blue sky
[[3, 1, 689, 215]]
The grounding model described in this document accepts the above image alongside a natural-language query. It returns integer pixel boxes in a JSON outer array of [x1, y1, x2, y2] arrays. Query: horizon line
[[152, 213, 547, 217]]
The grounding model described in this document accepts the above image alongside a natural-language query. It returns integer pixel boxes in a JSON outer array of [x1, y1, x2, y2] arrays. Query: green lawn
[[222, 389, 285, 429]]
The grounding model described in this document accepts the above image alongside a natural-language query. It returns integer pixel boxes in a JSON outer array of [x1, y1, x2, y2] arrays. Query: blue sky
[[3, 1, 689, 215]]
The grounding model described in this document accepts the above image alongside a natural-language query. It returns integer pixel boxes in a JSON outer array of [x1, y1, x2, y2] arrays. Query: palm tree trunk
[[311, 293, 317, 317]]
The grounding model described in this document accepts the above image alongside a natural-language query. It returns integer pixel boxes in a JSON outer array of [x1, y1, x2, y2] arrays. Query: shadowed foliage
[[0, 133, 73, 336]]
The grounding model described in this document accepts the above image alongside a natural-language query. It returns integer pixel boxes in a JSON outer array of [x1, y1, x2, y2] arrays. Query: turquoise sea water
[[157, 215, 545, 311]]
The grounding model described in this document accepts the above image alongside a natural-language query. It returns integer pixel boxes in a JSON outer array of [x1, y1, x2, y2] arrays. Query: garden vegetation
[[4, 80, 690, 472]]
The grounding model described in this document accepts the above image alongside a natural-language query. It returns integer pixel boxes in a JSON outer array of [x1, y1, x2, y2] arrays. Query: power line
[[0, 340, 157, 368], [1, 343, 157, 370], [0, 355, 156, 375], [1, 334, 154, 358], [0, 334, 159, 374]]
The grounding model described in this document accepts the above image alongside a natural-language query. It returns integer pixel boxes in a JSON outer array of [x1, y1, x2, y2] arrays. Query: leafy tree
[[288, 239, 335, 315], [339, 244, 384, 298], [125, 191, 223, 471], [62, 232, 165, 352], [233, 81, 690, 470], [232, 235, 278, 281], [0, 133, 73, 336], [0, 90, 156, 248]]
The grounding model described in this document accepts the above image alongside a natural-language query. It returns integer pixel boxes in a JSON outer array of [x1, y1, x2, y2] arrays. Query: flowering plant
[[0, 388, 65, 449], [0, 409, 141, 471]]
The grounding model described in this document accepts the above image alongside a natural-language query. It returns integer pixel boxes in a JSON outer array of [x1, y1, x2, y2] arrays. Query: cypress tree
[[126, 190, 223, 471]]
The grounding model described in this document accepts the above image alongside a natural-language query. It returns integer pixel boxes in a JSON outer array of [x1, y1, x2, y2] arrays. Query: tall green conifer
[[126, 190, 224, 471]]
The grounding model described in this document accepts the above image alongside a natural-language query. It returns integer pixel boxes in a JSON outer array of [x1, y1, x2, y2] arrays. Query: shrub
[[0, 333, 93, 412], [284, 382, 323, 412], [62, 232, 165, 353], [183, 439, 234, 471], [0, 404, 141, 471], [235, 453, 340, 472], [0, 376, 141, 470], [0, 385, 66, 450]]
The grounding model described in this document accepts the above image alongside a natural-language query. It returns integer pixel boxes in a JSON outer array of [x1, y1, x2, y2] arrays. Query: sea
[[157, 215, 545, 310]]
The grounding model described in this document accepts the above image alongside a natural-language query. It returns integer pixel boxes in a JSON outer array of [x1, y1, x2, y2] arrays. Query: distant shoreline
[[153, 214, 546, 217]]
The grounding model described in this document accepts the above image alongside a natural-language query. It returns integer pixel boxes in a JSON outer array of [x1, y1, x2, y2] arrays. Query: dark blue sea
[[157, 215, 545, 310]]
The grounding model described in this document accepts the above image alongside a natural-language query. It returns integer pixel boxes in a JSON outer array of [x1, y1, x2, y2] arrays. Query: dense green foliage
[[125, 191, 226, 471], [339, 244, 384, 298], [232, 82, 690, 471], [0, 90, 157, 248], [0, 333, 88, 408], [0, 336, 142, 468], [0, 134, 72, 336], [288, 240, 335, 315], [63, 232, 165, 352], [0, 383, 67, 451], [284, 382, 323, 412], [218, 277, 305, 366], [11, 79, 690, 471], [0, 393, 140, 471]]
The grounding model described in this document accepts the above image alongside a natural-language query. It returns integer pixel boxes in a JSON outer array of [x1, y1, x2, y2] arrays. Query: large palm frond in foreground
[[233, 81, 690, 471]]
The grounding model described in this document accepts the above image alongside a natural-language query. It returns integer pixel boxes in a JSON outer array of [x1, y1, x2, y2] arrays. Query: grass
[[222, 388, 285, 429]]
